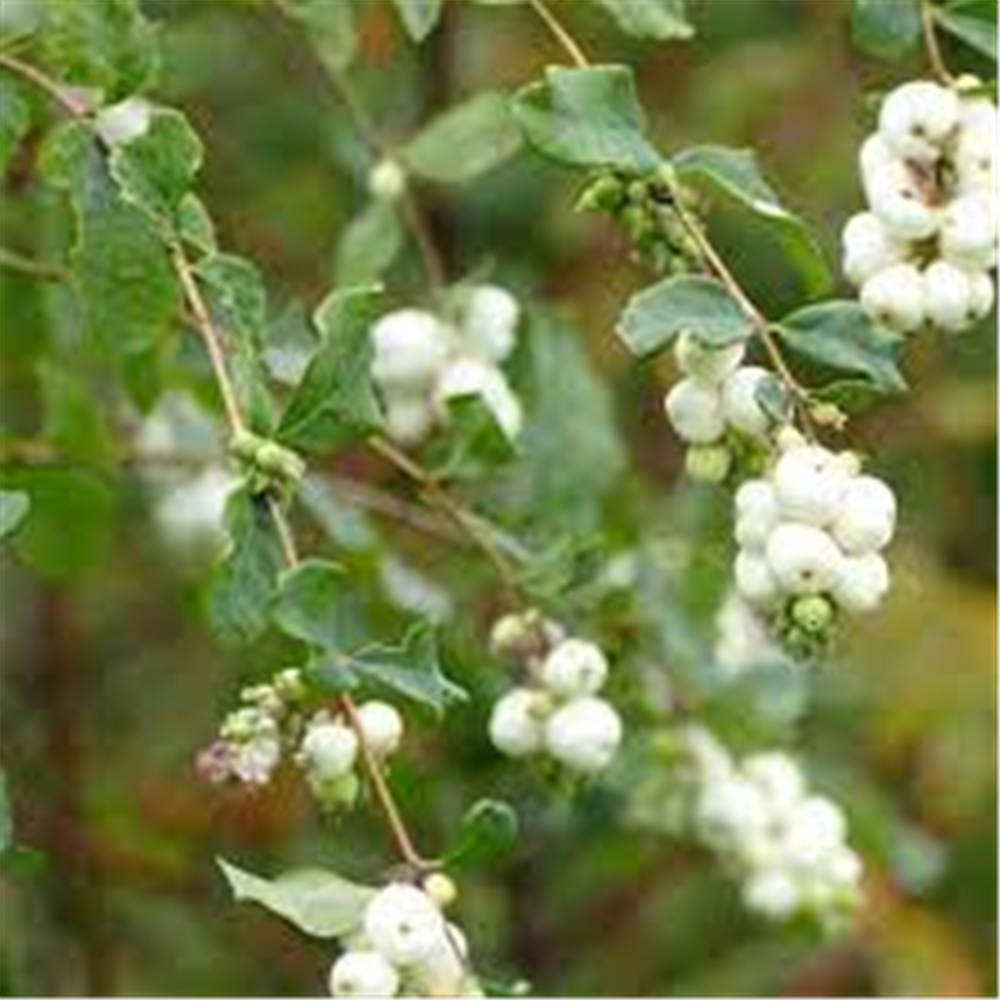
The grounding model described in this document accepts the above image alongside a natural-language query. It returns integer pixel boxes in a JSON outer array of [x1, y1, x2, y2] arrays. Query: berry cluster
[[488, 613, 623, 776], [329, 879, 478, 998], [198, 671, 404, 812], [370, 285, 523, 447], [732, 430, 896, 658], [663, 333, 778, 483], [671, 727, 861, 925], [297, 702, 404, 810], [844, 79, 997, 334]]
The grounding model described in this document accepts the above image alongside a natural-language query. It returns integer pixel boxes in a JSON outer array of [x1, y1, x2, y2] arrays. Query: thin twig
[[0, 246, 68, 283], [920, 0, 956, 85], [527, 0, 590, 69], [0, 50, 90, 117]]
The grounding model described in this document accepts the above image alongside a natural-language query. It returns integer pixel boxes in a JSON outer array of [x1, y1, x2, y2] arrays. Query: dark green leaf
[[0, 77, 29, 174], [673, 145, 831, 296], [277, 286, 383, 453], [195, 254, 268, 350], [589, 0, 693, 40], [445, 799, 519, 869], [273, 558, 348, 650], [39, 362, 113, 464], [109, 109, 203, 227], [616, 275, 750, 357], [42, 0, 159, 100], [428, 394, 518, 481], [351, 622, 467, 716], [850, 0, 922, 60], [218, 859, 374, 939], [275, 0, 356, 71], [511, 65, 662, 172], [335, 201, 402, 285], [775, 300, 906, 394], [935, 2, 998, 60], [391, 0, 444, 41], [208, 489, 282, 645], [401, 91, 522, 183], [0, 491, 30, 542]]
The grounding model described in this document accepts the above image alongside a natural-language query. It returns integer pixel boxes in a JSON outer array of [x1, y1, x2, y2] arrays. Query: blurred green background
[[0, 0, 996, 996]]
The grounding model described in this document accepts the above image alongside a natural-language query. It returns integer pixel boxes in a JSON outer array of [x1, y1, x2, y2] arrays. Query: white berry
[[540, 638, 608, 698], [842, 212, 908, 285], [939, 194, 997, 270], [371, 310, 455, 390], [368, 158, 407, 202], [831, 475, 897, 555], [866, 165, 939, 241], [383, 394, 435, 446], [734, 480, 780, 552], [462, 284, 520, 363], [765, 523, 844, 595], [743, 752, 805, 814], [967, 270, 996, 321], [772, 445, 850, 526], [435, 358, 523, 441], [489, 687, 547, 758], [363, 884, 447, 967], [356, 701, 404, 758], [878, 80, 960, 162], [674, 333, 746, 384], [299, 721, 358, 781], [721, 365, 772, 439], [95, 97, 153, 146], [861, 262, 926, 332], [663, 379, 725, 444], [329, 951, 400, 998], [742, 866, 801, 920], [833, 552, 890, 614], [544, 697, 623, 775], [734, 550, 781, 608], [923, 260, 978, 332]]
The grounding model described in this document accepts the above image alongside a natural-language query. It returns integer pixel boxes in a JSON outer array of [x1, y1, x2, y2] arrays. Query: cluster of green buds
[[230, 429, 307, 500], [576, 165, 703, 274]]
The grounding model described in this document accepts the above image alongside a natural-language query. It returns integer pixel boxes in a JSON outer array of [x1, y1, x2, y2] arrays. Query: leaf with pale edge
[[0, 492, 30, 542], [218, 859, 374, 939], [445, 799, 519, 869], [673, 145, 831, 296], [616, 275, 750, 358], [336, 201, 402, 285], [390, 0, 444, 41], [588, 0, 693, 40], [774, 301, 906, 395], [401, 91, 523, 184], [277, 286, 383, 453], [511, 65, 661, 173]]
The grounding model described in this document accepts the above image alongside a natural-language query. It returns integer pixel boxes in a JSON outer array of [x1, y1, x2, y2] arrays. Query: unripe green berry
[[685, 444, 733, 483], [790, 594, 836, 635]]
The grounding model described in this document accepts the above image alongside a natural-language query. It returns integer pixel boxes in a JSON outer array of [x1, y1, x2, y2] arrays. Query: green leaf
[[178, 194, 218, 255], [43, 121, 181, 360], [38, 362, 113, 464], [208, 489, 282, 645], [0, 491, 30, 541], [850, 0, 922, 60], [109, 109, 203, 227], [335, 201, 402, 285], [588, 0, 693, 40], [195, 254, 268, 350], [445, 799, 519, 869], [277, 285, 383, 453], [616, 275, 750, 357], [42, 0, 159, 101], [275, 0, 356, 71], [273, 558, 348, 650], [350, 622, 467, 716], [935, 1, 998, 60], [391, 0, 444, 41], [0, 77, 29, 174], [673, 145, 831, 296], [218, 859, 374, 939], [774, 300, 906, 394], [511, 65, 662, 172], [401, 91, 523, 184]]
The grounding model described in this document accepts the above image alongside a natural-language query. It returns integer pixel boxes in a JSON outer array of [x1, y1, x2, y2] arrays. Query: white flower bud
[[841, 212, 909, 286], [832, 552, 890, 614], [663, 379, 725, 444], [878, 80, 960, 161], [371, 310, 455, 390], [435, 358, 523, 441], [356, 701, 404, 758], [734, 550, 781, 608], [489, 687, 547, 758], [939, 194, 997, 271], [772, 445, 850, 526], [765, 523, 844, 595], [922, 260, 978, 332], [734, 480, 780, 552], [95, 97, 153, 146], [329, 951, 401, 998], [540, 638, 608, 698], [363, 884, 447, 967], [831, 475, 897, 555], [721, 365, 772, 439], [674, 332, 746, 384], [742, 866, 801, 921], [299, 720, 358, 781], [462, 284, 520, 363], [544, 697, 623, 774], [383, 394, 435, 446], [368, 158, 407, 202], [861, 262, 927, 332], [743, 752, 805, 814]]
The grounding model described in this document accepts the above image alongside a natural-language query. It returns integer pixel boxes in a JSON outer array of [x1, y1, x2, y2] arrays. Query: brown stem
[[527, 0, 591, 69], [920, 1, 956, 85]]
